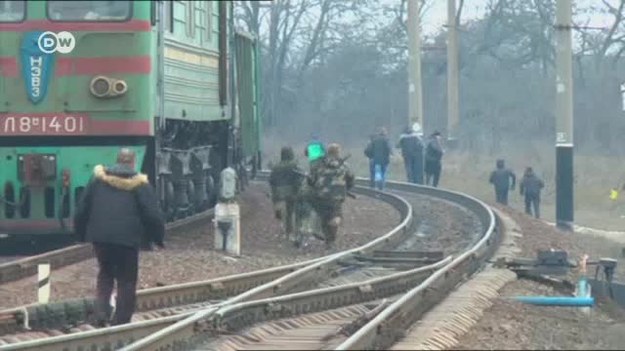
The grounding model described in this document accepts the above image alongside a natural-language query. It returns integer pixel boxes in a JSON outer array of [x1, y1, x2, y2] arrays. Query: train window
[[0, 0, 25, 22], [163, 0, 173, 33], [185, 1, 195, 38], [205, 1, 212, 41], [47, 1, 131, 22]]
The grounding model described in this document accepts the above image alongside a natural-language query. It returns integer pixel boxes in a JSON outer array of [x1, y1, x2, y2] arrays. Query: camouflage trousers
[[308, 199, 343, 246], [273, 198, 296, 236]]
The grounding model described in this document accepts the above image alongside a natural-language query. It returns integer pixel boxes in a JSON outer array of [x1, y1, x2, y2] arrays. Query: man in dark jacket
[[520, 167, 544, 218], [397, 124, 424, 184], [365, 127, 392, 190], [74, 148, 165, 326], [269, 146, 303, 239], [489, 159, 516, 205], [424, 131, 444, 187]]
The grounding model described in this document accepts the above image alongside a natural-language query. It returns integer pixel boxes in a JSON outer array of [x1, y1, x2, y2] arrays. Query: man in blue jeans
[[397, 124, 424, 184], [365, 128, 392, 190]]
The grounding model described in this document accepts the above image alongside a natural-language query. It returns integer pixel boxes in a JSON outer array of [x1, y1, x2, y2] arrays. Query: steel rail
[[117, 184, 413, 351], [0, 257, 327, 335], [122, 179, 498, 351], [0, 209, 215, 285], [336, 180, 498, 350], [0, 183, 412, 351]]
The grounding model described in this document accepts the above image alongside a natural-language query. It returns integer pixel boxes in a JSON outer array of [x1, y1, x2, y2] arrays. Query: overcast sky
[[420, 0, 618, 35]]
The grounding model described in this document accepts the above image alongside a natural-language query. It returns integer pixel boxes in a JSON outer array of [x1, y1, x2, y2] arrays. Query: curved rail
[[0, 177, 499, 351], [118, 178, 496, 351], [116, 185, 413, 351], [336, 179, 498, 350], [0, 183, 412, 351]]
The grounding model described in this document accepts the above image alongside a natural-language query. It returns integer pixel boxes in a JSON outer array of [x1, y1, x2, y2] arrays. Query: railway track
[[0, 209, 216, 286], [172, 183, 495, 351], [0, 184, 410, 349], [0, 178, 497, 351]]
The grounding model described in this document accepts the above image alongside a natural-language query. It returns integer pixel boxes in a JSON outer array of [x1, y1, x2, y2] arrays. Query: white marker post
[[37, 264, 51, 304], [110, 291, 117, 320], [213, 168, 241, 256]]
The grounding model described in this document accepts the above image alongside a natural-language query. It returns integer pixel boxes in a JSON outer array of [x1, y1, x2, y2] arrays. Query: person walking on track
[[520, 166, 544, 218], [309, 143, 355, 249], [304, 133, 326, 172], [364, 127, 392, 190], [74, 148, 165, 327], [397, 123, 424, 184], [424, 131, 444, 187], [489, 159, 516, 205], [269, 146, 303, 239]]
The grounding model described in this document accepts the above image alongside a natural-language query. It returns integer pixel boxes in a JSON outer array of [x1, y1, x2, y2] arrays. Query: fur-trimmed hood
[[93, 164, 148, 191]]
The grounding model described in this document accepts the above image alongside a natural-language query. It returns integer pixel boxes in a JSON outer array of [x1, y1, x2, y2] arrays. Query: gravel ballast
[[455, 203, 625, 350], [0, 183, 400, 309]]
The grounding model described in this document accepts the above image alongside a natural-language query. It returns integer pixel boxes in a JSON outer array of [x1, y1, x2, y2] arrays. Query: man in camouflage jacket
[[269, 147, 303, 237], [308, 143, 355, 248]]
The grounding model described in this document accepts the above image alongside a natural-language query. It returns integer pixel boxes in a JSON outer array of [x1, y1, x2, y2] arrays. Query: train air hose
[[58, 188, 69, 232]]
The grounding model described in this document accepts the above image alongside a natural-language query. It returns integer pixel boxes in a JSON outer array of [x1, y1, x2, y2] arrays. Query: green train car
[[0, 0, 261, 239]]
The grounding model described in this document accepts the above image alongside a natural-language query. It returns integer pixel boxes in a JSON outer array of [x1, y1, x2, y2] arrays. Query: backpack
[[307, 142, 325, 161], [312, 161, 347, 201]]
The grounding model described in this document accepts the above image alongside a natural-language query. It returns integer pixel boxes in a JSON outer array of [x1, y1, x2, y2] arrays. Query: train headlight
[[112, 80, 128, 96], [90, 76, 112, 98]]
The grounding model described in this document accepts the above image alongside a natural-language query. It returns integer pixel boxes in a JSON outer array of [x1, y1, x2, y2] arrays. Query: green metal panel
[[235, 32, 258, 157], [0, 1, 155, 133], [161, 1, 225, 122]]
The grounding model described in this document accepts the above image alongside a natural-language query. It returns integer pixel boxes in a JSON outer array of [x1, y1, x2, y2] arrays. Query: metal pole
[[446, 0, 459, 146], [407, 0, 425, 184], [407, 0, 424, 130], [229, 1, 237, 168], [555, 0, 574, 230]]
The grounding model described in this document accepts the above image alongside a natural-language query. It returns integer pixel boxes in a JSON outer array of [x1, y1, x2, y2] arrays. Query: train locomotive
[[0, 0, 261, 240]]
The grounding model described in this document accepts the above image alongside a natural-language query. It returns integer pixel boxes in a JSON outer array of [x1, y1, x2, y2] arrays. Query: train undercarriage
[[154, 118, 254, 222]]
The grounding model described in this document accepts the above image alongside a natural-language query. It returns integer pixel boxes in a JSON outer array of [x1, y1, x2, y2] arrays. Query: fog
[[235, 0, 625, 227]]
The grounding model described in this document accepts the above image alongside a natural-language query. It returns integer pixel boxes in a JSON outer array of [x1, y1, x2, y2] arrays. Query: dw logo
[[37, 31, 75, 54]]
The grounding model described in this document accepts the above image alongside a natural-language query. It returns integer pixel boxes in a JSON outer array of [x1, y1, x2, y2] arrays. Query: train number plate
[[0, 114, 88, 135]]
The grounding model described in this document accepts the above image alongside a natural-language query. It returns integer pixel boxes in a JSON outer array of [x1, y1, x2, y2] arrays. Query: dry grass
[[262, 136, 625, 231]]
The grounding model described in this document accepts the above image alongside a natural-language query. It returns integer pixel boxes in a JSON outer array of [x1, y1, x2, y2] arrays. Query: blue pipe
[[513, 296, 594, 307]]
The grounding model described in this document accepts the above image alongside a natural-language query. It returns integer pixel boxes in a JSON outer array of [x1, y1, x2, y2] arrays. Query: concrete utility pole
[[555, 0, 574, 230], [407, 0, 424, 130], [446, 0, 459, 146], [407, 0, 425, 185]]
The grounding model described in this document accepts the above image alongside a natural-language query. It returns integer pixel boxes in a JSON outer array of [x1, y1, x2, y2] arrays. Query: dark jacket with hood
[[425, 136, 444, 163], [269, 148, 303, 201], [74, 164, 165, 249], [365, 135, 392, 166], [489, 161, 516, 191]]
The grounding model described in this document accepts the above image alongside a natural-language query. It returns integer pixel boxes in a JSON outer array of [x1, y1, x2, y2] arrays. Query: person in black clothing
[[74, 148, 165, 326], [364, 127, 392, 190], [520, 167, 545, 218], [397, 124, 424, 184], [424, 131, 444, 187], [489, 159, 516, 205]]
